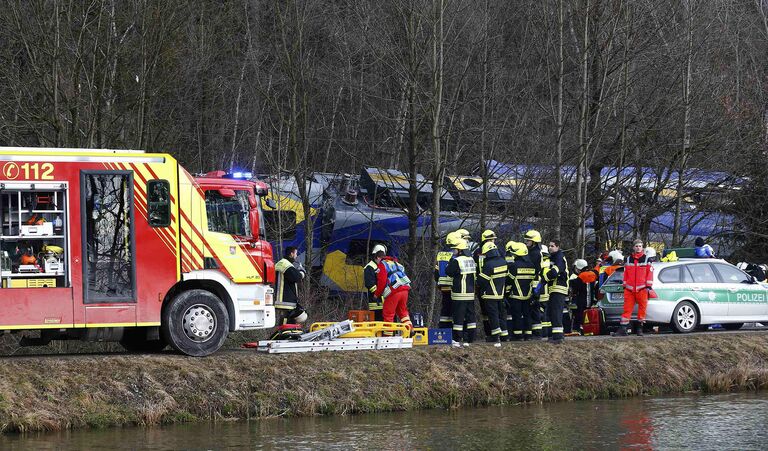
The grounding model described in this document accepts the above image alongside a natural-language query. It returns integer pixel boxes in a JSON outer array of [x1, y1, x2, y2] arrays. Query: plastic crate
[[347, 310, 375, 322]]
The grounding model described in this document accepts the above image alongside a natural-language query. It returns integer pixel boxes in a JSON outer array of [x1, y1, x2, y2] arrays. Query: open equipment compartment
[[0, 181, 68, 288]]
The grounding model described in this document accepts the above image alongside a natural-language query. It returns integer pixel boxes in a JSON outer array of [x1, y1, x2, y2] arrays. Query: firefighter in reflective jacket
[[374, 250, 413, 331], [475, 229, 498, 340], [275, 246, 306, 325], [435, 232, 461, 329], [523, 230, 543, 337], [364, 244, 387, 321], [445, 238, 477, 346], [505, 241, 536, 340], [535, 244, 552, 337], [478, 241, 508, 347], [545, 240, 569, 343]]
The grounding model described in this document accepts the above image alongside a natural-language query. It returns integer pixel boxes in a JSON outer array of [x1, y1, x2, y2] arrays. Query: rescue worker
[[644, 246, 658, 263], [535, 244, 552, 338], [523, 230, 543, 337], [457, 228, 479, 257], [445, 237, 477, 347], [505, 241, 536, 340], [274, 246, 306, 325], [364, 244, 386, 321], [545, 240, 569, 343], [569, 259, 598, 334], [694, 237, 715, 258], [477, 241, 508, 347], [475, 229, 498, 340], [614, 239, 653, 336], [435, 232, 460, 329], [374, 248, 413, 332], [604, 250, 624, 277]]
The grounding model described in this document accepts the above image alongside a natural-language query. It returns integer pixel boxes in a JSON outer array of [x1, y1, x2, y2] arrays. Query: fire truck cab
[[0, 147, 275, 356]]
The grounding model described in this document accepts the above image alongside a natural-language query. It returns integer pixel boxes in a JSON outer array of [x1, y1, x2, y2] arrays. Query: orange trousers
[[621, 289, 648, 324], [383, 290, 412, 330]]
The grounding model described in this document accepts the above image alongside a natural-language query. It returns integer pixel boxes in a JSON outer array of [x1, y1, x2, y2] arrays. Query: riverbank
[[1, 332, 767, 433]]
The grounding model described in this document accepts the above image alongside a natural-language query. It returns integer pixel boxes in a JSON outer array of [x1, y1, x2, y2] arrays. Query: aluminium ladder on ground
[[255, 320, 413, 353], [256, 336, 414, 354]]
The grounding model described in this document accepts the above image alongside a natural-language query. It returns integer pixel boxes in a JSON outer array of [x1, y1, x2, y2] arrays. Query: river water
[[3, 392, 768, 450]]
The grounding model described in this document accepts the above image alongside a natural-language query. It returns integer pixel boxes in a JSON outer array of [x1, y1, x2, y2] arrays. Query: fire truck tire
[[162, 289, 230, 357], [120, 329, 167, 353]]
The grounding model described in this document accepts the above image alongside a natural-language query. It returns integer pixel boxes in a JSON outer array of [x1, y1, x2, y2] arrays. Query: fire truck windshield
[[205, 190, 252, 237]]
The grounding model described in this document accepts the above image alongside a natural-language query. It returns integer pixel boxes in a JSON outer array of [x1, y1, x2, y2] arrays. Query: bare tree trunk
[[554, 0, 565, 239], [479, 0, 489, 231], [673, 0, 694, 246], [428, 0, 444, 326], [322, 87, 343, 173], [575, 0, 591, 258]]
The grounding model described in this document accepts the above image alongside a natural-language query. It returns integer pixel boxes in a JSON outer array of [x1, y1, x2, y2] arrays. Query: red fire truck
[[0, 148, 276, 356]]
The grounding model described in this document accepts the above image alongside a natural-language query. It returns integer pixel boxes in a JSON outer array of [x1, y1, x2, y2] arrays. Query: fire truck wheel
[[162, 289, 230, 357]]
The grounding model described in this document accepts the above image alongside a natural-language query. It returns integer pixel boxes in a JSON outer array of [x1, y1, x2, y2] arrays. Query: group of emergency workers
[[275, 242, 416, 333], [435, 228, 574, 346], [270, 230, 694, 343]]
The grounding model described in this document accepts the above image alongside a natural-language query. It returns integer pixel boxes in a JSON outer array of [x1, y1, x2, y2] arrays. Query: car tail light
[[648, 289, 658, 299]]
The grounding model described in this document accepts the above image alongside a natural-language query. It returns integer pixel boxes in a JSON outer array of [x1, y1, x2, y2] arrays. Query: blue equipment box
[[428, 328, 452, 345]]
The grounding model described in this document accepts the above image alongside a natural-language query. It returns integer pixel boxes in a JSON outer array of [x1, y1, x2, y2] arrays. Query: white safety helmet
[[540, 244, 550, 256], [644, 247, 657, 259], [608, 250, 623, 262], [574, 259, 588, 271], [371, 244, 387, 255], [737, 262, 749, 271]]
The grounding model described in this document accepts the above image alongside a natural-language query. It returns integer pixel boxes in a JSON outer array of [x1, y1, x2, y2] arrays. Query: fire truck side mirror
[[218, 188, 236, 198]]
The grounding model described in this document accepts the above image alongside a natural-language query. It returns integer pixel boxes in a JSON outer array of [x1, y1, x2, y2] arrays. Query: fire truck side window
[[205, 190, 252, 237], [146, 179, 170, 227]]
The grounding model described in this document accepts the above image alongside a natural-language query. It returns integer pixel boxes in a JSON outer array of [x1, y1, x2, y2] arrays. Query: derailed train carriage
[[258, 161, 742, 297]]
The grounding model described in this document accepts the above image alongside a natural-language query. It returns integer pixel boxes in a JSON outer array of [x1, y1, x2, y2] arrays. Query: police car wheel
[[722, 323, 744, 331], [671, 301, 698, 333], [162, 289, 229, 357]]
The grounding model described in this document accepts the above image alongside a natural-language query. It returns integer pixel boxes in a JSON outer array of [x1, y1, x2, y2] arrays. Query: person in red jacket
[[374, 250, 413, 332], [614, 239, 654, 336]]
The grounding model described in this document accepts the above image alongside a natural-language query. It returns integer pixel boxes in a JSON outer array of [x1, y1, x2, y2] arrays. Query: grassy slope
[[1, 333, 767, 433]]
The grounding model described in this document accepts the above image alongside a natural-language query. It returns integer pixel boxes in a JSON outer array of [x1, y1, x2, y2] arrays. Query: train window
[[263, 210, 296, 241], [345, 240, 389, 266]]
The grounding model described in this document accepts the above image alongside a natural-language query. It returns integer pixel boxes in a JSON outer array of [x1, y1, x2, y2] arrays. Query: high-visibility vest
[[435, 248, 454, 291], [508, 256, 536, 301], [381, 259, 411, 299], [275, 258, 298, 309], [479, 254, 508, 300], [449, 255, 477, 301]]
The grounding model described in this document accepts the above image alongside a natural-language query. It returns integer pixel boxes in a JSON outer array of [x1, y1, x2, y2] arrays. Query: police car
[[599, 259, 768, 332]]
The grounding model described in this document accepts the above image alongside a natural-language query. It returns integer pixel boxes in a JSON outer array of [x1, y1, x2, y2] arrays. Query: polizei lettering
[[736, 292, 766, 303]]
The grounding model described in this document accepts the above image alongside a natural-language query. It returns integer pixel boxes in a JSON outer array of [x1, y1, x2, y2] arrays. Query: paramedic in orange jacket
[[614, 240, 653, 336]]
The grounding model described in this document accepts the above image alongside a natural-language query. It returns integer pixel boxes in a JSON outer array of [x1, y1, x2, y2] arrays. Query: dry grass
[[0, 332, 768, 433]]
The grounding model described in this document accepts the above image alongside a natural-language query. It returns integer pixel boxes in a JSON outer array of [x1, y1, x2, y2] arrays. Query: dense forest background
[[0, 0, 767, 263]]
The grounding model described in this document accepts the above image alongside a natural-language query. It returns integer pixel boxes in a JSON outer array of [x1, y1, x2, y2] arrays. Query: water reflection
[[2, 392, 767, 450]]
